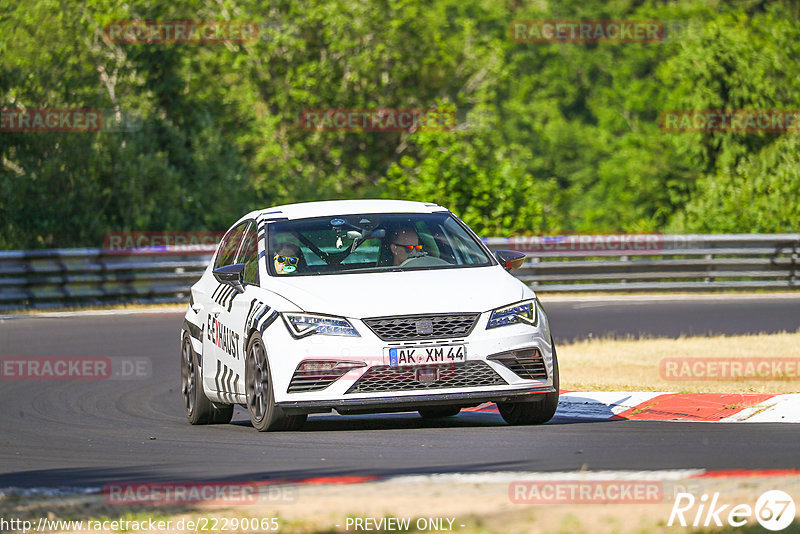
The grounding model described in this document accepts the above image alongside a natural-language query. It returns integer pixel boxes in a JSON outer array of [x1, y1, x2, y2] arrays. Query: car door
[[202, 221, 248, 398], [204, 220, 270, 404]]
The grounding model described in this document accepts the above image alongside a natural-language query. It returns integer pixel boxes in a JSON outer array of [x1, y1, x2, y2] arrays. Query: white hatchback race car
[[180, 199, 559, 431]]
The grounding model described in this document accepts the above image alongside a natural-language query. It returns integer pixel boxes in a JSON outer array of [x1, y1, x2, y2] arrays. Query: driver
[[273, 242, 304, 275], [389, 227, 423, 266]]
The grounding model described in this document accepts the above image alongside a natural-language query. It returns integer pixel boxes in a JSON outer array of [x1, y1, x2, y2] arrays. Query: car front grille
[[345, 361, 506, 394], [363, 313, 480, 341], [491, 348, 549, 380]]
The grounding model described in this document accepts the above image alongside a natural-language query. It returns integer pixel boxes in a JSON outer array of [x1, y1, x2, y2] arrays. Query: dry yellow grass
[[558, 331, 800, 393]]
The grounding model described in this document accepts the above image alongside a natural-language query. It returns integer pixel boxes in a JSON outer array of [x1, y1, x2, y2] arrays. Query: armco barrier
[[0, 247, 213, 311], [485, 234, 799, 292], [0, 235, 797, 310]]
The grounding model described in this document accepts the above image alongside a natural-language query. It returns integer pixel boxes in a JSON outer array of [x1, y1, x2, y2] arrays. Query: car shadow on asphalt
[[228, 405, 619, 432]]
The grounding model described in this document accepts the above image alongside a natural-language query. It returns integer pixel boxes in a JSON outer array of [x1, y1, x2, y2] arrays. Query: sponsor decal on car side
[[207, 315, 240, 360], [211, 283, 239, 312]]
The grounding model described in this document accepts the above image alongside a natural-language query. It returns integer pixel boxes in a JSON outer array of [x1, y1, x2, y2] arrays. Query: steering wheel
[[399, 255, 451, 267]]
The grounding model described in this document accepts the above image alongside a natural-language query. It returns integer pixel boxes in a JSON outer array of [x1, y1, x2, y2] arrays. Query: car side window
[[237, 223, 260, 285], [414, 221, 442, 259], [214, 222, 248, 269], [443, 217, 484, 265]]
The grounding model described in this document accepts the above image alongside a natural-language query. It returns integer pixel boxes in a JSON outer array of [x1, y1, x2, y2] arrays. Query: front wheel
[[245, 333, 307, 432], [497, 341, 560, 425], [181, 334, 233, 425]]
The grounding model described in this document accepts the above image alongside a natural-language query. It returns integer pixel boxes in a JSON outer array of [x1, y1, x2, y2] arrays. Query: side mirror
[[213, 263, 245, 293], [495, 250, 526, 272]]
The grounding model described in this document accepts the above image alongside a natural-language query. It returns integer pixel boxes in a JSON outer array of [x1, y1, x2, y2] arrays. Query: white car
[[180, 199, 559, 431]]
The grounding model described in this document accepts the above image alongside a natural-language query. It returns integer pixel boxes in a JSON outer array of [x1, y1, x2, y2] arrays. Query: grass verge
[[558, 331, 800, 393]]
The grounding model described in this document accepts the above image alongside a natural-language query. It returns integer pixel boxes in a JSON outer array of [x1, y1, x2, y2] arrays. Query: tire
[[181, 334, 233, 425], [418, 406, 461, 418], [497, 340, 560, 425], [245, 332, 307, 432]]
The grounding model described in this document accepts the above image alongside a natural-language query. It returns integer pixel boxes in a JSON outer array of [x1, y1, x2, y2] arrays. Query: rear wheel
[[418, 406, 461, 419], [181, 334, 233, 424], [245, 333, 307, 432], [497, 341, 560, 425]]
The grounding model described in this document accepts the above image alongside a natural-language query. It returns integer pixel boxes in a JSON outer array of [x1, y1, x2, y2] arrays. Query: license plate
[[386, 345, 467, 367]]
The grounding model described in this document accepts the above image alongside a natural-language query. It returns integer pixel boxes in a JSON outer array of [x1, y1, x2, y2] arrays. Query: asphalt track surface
[[1, 295, 799, 489], [545, 294, 800, 341]]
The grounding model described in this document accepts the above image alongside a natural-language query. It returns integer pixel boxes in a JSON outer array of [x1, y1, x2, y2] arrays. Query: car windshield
[[267, 212, 493, 276]]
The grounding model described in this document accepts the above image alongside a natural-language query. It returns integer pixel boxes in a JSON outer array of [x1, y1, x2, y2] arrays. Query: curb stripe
[[464, 392, 796, 423], [612, 393, 776, 421], [6, 469, 800, 497]]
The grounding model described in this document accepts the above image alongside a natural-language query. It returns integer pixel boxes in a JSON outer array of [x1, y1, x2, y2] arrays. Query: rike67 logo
[[669, 490, 796, 531]]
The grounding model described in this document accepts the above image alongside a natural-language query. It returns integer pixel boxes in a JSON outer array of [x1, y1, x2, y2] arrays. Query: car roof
[[239, 199, 449, 223]]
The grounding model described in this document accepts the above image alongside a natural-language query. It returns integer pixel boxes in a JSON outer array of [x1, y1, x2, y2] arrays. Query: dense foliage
[[1, 0, 798, 248]]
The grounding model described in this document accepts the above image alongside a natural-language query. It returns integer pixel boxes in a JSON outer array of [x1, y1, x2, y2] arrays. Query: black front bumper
[[276, 384, 556, 415]]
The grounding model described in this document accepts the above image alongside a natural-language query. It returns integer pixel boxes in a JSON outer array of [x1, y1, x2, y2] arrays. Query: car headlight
[[283, 313, 361, 338], [486, 299, 538, 329]]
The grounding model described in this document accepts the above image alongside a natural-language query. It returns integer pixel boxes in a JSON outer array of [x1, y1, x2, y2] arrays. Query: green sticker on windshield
[[283, 265, 296, 273]]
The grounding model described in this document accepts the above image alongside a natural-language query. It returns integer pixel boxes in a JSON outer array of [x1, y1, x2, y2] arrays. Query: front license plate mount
[[386, 345, 467, 367], [416, 368, 439, 382]]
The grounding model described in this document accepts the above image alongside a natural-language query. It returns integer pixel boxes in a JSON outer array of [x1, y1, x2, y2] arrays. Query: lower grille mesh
[[492, 349, 548, 380], [288, 368, 352, 393], [346, 361, 506, 394]]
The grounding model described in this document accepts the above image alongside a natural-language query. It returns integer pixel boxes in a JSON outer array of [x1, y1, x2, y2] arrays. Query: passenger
[[273, 242, 304, 275]]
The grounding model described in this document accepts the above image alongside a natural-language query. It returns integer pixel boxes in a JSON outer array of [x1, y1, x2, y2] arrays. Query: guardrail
[[0, 247, 214, 311], [0, 234, 797, 310], [485, 234, 800, 292]]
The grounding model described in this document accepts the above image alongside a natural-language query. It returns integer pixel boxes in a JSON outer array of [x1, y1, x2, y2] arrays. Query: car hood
[[264, 266, 526, 318]]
